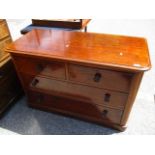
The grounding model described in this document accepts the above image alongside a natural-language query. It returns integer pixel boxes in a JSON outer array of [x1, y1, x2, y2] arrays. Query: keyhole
[[94, 73, 102, 82], [104, 93, 111, 102]]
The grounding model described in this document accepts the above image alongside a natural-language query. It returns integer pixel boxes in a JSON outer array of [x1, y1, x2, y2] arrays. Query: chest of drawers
[[6, 29, 151, 131], [0, 57, 22, 114], [0, 19, 22, 115]]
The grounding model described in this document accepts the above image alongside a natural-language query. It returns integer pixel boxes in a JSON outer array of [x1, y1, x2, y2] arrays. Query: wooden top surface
[[6, 29, 151, 72]]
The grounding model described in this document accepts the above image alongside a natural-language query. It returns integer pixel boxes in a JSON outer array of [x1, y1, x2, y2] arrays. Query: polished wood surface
[[120, 72, 144, 126], [20, 73, 128, 110], [7, 29, 151, 131], [13, 56, 66, 79], [28, 90, 123, 124], [7, 29, 151, 72], [68, 63, 132, 92]]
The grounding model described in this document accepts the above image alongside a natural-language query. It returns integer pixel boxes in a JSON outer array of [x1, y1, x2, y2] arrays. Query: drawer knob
[[31, 78, 39, 87], [94, 73, 102, 82], [104, 93, 111, 102], [36, 64, 44, 72], [102, 109, 108, 116]]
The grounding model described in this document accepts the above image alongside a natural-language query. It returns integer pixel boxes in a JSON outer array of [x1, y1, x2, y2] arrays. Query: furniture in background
[[20, 19, 91, 34], [6, 29, 151, 131], [0, 19, 22, 115], [0, 19, 12, 62]]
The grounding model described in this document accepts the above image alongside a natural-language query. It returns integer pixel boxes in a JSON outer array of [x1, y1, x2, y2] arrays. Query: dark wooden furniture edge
[[32, 19, 91, 29]]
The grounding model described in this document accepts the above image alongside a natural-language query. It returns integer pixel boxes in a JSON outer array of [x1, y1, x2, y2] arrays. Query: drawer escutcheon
[[93, 72, 102, 82]]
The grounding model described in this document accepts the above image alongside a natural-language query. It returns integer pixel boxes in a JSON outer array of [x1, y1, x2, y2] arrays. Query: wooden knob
[[31, 78, 39, 87], [102, 109, 108, 116], [93, 73, 102, 82], [104, 93, 111, 102]]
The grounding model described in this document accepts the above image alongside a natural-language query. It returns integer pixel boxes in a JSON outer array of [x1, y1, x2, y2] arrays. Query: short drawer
[[13, 56, 66, 80], [68, 64, 132, 93], [0, 21, 10, 40], [21, 74, 128, 109], [28, 90, 123, 124]]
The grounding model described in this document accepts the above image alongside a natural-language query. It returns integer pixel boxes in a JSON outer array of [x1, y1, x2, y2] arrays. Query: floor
[[0, 19, 155, 135]]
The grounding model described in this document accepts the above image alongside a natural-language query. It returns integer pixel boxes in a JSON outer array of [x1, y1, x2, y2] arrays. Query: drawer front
[[28, 90, 123, 124], [13, 56, 66, 80], [68, 64, 132, 93], [21, 74, 128, 109], [0, 71, 21, 112], [0, 21, 10, 40], [0, 37, 12, 59], [0, 59, 14, 84]]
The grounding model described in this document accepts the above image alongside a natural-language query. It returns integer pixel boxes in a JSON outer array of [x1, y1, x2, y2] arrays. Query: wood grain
[[13, 55, 66, 80], [28, 90, 123, 124], [7, 29, 151, 72], [20, 74, 128, 110], [68, 63, 132, 93], [0, 20, 10, 40]]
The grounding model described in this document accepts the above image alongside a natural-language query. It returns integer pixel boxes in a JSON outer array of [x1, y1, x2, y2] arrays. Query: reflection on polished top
[[6, 29, 151, 71]]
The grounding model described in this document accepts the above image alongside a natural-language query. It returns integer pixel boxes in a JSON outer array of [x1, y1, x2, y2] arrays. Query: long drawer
[[21, 74, 128, 110], [68, 63, 132, 93], [0, 21, 10, 40], [13, 56, 66, 80], [28, 90, 123, 124]]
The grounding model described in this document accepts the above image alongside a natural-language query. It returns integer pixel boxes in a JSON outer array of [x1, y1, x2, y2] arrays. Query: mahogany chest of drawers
[[6, 29, 151, 131]]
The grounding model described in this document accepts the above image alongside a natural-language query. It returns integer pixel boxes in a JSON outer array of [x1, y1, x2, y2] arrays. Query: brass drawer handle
[[102, 109, 108, 117], [31, 78, 39, 87], [104, 93, 111, 102], [93, 73, 102, 82]]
